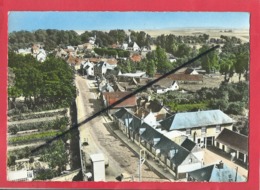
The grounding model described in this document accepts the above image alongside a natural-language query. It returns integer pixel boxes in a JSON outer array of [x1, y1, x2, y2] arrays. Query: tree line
[[9, 29, 249, 81], [8, 52, 76, 111], [9, 29, 153, 51]]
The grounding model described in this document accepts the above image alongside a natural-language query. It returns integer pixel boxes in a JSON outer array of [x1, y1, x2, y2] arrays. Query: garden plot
[[7, 108, 72, 180]]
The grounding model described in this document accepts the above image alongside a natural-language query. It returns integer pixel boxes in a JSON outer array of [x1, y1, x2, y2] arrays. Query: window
[[186, 129, 191, 135], [216, 125, 221, 133], [201, 127, 206, 134]]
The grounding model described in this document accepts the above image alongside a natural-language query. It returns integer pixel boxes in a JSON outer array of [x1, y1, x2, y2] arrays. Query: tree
[[199, 45, 219, 73], [155, 46, 172, 74], [234, 52, 249, 81], [9, 53, 76, 110], [147, 60, 156, 77], [136, 31, 147, 47], [43, 140, 68, 173], [7, 155, 17, 167], [219, 58, 234, 82], [175, 43, 192, 58], [9, 125, 19, 135], [136, 59, 147, 71]]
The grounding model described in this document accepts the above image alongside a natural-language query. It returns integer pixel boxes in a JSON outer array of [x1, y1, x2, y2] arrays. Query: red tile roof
[[67, 56, 82, 65], [104, 58, 118, 65], [89, 58, 101, 63], [103, 92, 137, 108], [130, 54, 142, 62]]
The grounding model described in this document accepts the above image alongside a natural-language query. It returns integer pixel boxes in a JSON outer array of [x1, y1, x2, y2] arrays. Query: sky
[[8, 12, 249, 32]]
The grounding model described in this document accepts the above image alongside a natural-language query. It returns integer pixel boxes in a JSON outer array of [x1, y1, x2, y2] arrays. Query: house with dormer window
[[160, 110, 234, 147], [113, 108, 203, 179]]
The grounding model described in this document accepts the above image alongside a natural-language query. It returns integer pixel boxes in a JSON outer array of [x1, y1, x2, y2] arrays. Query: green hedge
[[8, 117, 69, 134], [167, 102, 209, 112], [9, 109, 67, 122], [8, 130, 61, 144]]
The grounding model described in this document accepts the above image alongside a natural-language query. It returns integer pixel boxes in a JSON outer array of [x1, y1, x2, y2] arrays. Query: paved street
[[75, 75, 248, 182], [75, 75, 162, 181]]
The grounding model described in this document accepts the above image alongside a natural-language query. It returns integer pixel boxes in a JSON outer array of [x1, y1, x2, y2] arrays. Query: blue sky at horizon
[[8, 12, 249, 32]]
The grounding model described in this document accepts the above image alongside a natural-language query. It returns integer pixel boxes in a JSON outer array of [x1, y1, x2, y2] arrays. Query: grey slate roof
[[140, 124, 163, 144], [160, 110, 234, 131], [128, 115, 142, 133], [188, 163, 246, 182], [181, 138, 196, 151], [153, 135, 191, 166], [113, 108, 129, 119], [216, 128, 248, 155], [113, 108, 134, 127], [114, 109, 194, 167], [147, 100, 163, 113]]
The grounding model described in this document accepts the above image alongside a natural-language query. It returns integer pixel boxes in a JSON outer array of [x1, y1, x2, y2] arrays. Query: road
[[75, 75, 162, 182]]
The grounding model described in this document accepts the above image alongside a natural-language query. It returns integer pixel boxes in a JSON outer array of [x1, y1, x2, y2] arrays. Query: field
[[144, 28, 249, 43], [75, 28, 249, 43]]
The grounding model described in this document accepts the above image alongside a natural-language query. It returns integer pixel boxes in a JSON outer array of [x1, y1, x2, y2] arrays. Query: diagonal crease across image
[[31, 45, 220, 154]]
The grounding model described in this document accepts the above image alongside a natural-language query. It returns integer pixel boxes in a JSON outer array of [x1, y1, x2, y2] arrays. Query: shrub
[[226, 102, 245, 115]]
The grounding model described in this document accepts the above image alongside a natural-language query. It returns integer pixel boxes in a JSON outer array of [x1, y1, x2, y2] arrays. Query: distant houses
[[81, 60, 95, 77], [94, 61, 117, 79], [102, 92, 137, 114], [152, 78, 179, 94], [17, 43, 47, 62], [155, 73, 203, 83], [121, 36, 140, 52]]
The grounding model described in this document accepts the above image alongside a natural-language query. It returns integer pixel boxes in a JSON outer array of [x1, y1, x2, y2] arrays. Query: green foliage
[[166, 102, 209, 112], [209, 99, 229, 111], [8, 117, 69, 133], [226, 102, 245, 115], [34, 169, 59, 180], [42, 140, 68, 172], [129, 30, 153, 47], [146, 60, 156, 77], [9, 53, 76, 111], [8, 146, 32, 160], [155, 33, 209, 54], [9, 109, 67, 121], [219, 57, 235, 82], [108, 30, 127, 44], [94, 47, 130, 58], [234, 51, 249, 81], [9, 125, 18, 135], [9, 130, 61, 144], [158, 82, 248, 115], [7, 155, 17, 167], [9, 29, 153, 50], [174, 43, 192, 58], [199, 45, 219, 73], [147, 46, 173, 74], [117, 59, 137, 73]]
